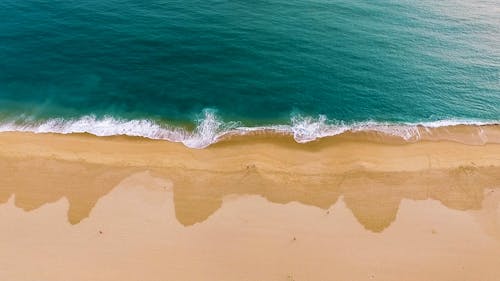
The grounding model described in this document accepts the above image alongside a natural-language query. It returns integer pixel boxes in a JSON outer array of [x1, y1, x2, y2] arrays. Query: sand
[[0, 131, 499, 281]]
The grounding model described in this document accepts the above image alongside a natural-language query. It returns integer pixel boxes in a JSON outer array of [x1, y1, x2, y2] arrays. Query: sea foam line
[[0, 112, 498, 148]]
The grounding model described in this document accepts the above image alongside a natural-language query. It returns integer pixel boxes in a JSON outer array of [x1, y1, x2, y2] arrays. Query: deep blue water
[[0, 0, 499, 146]]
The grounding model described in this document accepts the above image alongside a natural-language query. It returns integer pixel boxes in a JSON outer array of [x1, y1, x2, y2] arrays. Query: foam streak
[[0, 112, 498, 148]]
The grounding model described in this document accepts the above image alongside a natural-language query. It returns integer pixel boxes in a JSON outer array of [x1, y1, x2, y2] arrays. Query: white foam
[[0, 112, 497, 148], [289, 115, 350, 143], [0, 111, 236, 149], [182, 111, 239, 148], [415, 119, 495, 128]]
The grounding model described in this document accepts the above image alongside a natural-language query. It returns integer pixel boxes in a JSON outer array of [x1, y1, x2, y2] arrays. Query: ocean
[[0, 0, 498, 148]]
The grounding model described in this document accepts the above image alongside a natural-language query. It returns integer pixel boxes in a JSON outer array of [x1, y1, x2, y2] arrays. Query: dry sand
[[0, 131, 499, 281]]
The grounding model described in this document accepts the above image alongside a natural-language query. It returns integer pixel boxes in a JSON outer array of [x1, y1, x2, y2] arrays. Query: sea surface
[[0, 0, 498, 148]]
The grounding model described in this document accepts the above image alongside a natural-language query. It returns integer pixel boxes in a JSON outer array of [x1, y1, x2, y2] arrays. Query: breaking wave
[[0, 111, 498, 148]]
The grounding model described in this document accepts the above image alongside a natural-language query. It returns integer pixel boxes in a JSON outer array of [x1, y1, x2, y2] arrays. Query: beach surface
[[0, 131, 499, 281]]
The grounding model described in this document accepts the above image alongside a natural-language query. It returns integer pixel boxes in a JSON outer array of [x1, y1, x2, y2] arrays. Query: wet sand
[[0, 132, 499, 281]]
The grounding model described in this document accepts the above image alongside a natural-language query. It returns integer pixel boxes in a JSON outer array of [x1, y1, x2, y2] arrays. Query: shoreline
[[1, 116, 499, 148], [1, 130, 499, 170]]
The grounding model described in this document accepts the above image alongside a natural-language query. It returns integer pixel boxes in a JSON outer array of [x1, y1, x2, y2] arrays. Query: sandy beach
[[3, 0, 499, 279], [0, 131, 499, 281]]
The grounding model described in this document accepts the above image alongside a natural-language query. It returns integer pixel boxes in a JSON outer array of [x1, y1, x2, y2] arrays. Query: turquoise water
[[0, 0, 499, 147]]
